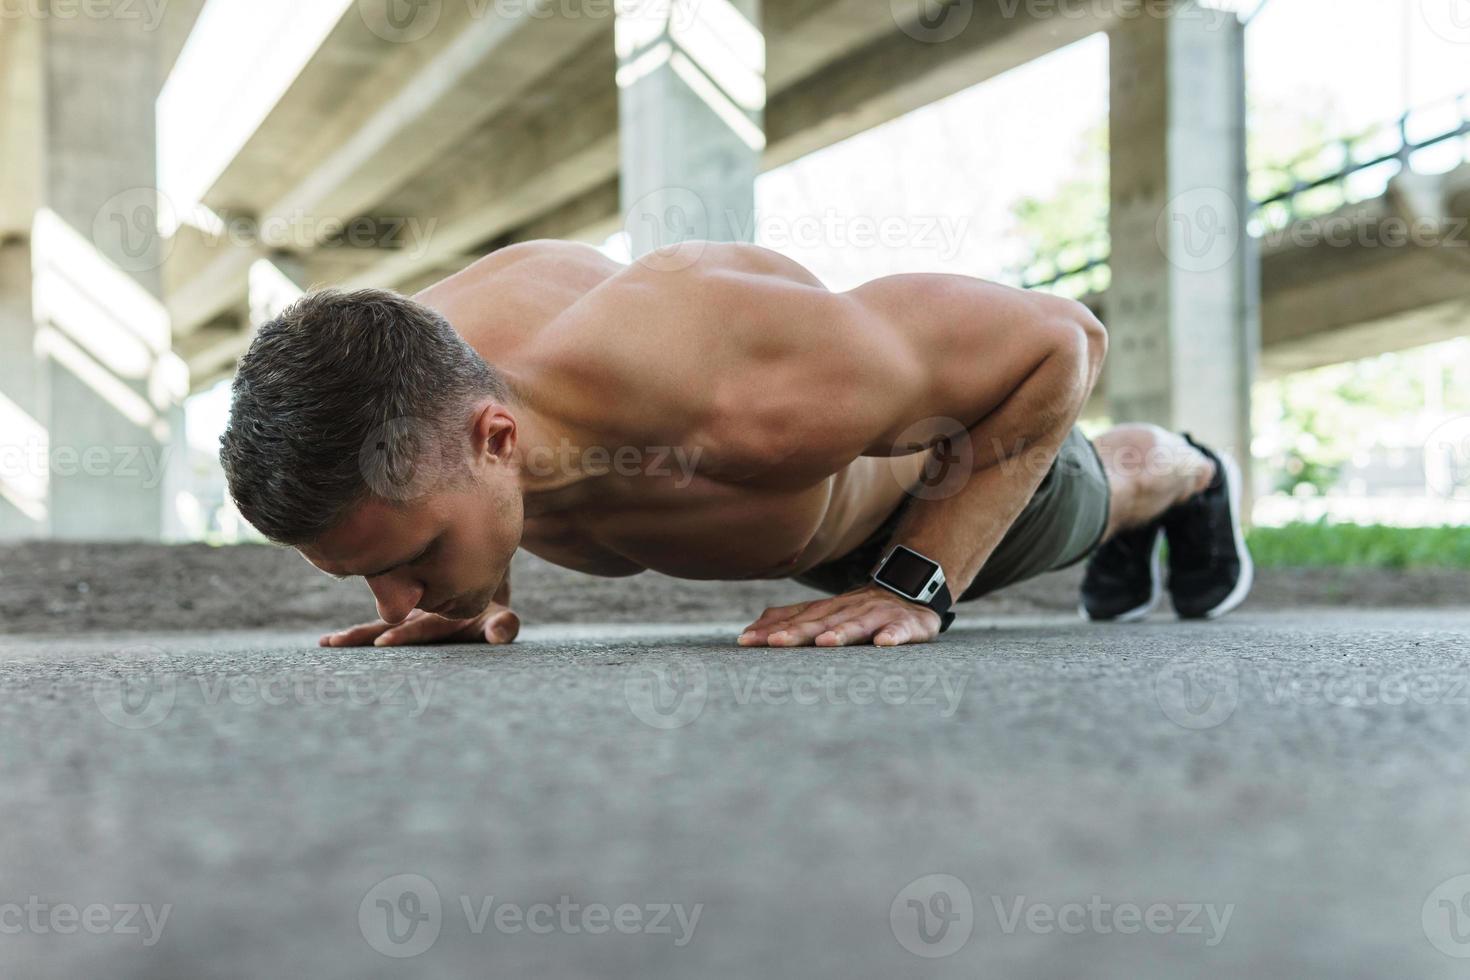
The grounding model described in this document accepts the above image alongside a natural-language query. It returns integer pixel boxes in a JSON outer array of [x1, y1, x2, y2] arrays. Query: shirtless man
[[219, 239, 1252, 649]]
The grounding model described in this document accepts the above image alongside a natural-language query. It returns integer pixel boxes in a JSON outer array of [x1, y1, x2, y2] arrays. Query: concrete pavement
[[3, 609, 1470, 977]]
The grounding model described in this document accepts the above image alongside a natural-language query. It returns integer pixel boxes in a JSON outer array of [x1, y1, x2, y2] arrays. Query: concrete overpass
[[161, 0, 1139, 391], [0, 0, 1461, 539], [1257, 166, 1470, 377], [1060, 162, 1470, 388]]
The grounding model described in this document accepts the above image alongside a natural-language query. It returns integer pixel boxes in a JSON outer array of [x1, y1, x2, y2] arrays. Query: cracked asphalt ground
[[3, 609, 1470, 978]]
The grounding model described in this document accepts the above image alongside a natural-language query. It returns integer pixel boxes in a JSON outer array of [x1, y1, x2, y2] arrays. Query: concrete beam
[[164, 213, 397, 336], [1263, 296, 1470, 377], [327, 2, 1109, 292], [325, 32, 620, 290], [513, 178, 623, 246], [199, 0, 903, 231], [177, 247, 314, 396], [1076, 166, 1470, 380], [1252, 167, 1470, 373], [168, 0, 1112, 304], [200, 6, 446, 216], [180, 318, 252, 396], [765, 0, 1118, 168], [254, 2, 611, 249], [391, 179, 622, 297], [763, 0, 901, 92], [163, 221, 264, 338]]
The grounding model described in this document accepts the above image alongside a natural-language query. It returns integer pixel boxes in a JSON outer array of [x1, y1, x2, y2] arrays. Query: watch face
[[878, 547, 939, 598]]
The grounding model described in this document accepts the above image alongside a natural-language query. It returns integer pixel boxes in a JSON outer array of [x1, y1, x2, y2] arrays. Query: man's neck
[[502, 380, 603, 518]]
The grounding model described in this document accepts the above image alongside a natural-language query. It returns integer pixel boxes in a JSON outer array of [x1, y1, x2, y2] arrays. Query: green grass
[[1246, 522, 1470, 570]]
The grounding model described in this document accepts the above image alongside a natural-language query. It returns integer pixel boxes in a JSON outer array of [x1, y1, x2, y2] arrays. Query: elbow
[[1064, 299, 1108, 371], [1053, 298, 1107, 382], [1041, 300, 1107, 407]]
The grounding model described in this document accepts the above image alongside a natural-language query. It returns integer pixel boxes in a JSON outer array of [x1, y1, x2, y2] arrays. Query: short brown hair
[[220, 287, 512, 544]]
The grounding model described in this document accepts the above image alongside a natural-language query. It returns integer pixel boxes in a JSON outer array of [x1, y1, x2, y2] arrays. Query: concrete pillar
[[0, 11, 184, 540], [1107, 1, 1257, 484], [0, 237, 46, 537], [0, 15, 47, 536], [617, 0, 765, 256]]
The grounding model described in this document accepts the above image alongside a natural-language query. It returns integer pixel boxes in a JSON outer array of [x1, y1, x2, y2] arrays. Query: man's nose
[[367, 575, 424, 625]]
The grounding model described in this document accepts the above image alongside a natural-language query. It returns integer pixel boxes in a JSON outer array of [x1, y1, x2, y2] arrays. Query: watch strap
[[931, 580, 957, 633]]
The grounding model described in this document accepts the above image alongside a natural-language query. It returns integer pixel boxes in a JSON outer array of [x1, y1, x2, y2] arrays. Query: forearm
[[885, 338, 1096, 595]]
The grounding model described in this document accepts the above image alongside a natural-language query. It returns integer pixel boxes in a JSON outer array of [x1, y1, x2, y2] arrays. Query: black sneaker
[[1162, 435, 1254, 619], [1079, 521, 1164, 622]]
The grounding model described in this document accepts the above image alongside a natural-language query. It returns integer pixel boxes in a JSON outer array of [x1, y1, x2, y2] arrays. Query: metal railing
[[1017, 91, 1470, 294]]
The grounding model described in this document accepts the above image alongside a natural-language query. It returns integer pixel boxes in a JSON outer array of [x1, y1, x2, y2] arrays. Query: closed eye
[[327, 537, 439, 582]]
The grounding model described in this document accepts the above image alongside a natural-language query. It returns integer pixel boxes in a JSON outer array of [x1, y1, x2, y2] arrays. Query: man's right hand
[[318, 580, 519, 648]]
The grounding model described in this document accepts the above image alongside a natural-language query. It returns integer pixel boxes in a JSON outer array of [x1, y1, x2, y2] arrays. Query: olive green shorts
[[791, 426, 1111, 602]]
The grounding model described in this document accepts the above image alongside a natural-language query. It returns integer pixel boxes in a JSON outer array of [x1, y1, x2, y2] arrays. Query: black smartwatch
[[870, 544, 957, 633]]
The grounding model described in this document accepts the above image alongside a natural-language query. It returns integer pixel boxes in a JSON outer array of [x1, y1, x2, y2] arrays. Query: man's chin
[[427, 596, 466, 618], [440, 588, 495, 620]]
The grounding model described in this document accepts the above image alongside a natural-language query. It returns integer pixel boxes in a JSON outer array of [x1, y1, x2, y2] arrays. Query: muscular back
[[410, 239, 1099, 581]]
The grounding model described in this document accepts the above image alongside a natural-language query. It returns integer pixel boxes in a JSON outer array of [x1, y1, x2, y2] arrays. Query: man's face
[[300, 463, 523, 625]]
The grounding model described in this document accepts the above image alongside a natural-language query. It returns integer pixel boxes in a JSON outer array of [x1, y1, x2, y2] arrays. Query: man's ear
[[470, 400, 516, 462]]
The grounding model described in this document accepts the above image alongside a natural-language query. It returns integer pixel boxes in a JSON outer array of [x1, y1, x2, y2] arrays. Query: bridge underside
[[1, 0, 1467, 539], [1080, 164, 1470, 392], [165, 0, 1125, 393]]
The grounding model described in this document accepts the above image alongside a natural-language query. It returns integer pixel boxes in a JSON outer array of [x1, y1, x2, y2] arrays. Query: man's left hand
[[738, 584, 943, 647]]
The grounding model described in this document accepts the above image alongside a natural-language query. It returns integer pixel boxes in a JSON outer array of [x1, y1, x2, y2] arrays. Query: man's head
[[220, 287, 523, 623]]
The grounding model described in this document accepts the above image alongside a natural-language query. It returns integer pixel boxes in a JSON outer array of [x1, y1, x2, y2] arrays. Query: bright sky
[[182, 0, 1470, 451]]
